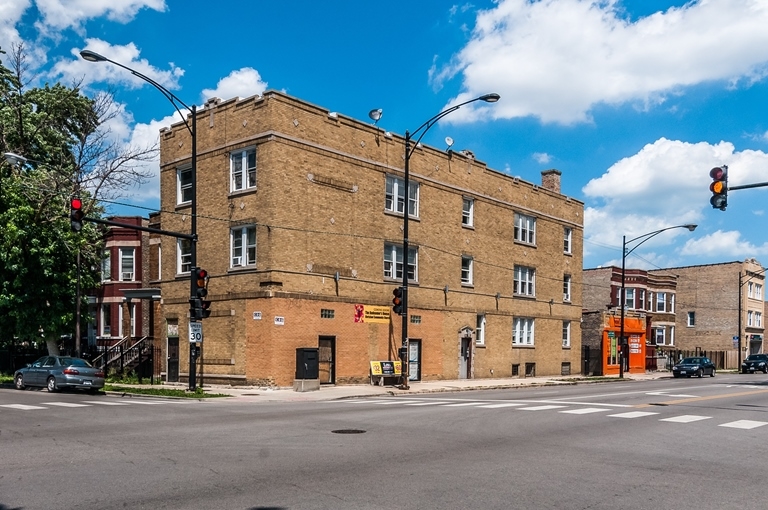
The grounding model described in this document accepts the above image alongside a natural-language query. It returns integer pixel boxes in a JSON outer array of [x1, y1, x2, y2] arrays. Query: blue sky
[[4, 0, 768, 270]]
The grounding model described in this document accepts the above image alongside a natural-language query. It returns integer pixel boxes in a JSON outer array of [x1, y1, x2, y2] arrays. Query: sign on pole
[[189, 322, 203, 343]]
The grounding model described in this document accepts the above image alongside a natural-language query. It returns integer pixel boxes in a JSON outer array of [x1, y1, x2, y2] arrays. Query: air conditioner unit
[[232, 257, 242, 266], [122, 272, 134, 281]]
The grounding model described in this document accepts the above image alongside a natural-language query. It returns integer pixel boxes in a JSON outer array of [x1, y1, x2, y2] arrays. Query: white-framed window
[[748, 310, 754, 327], [624, 288, 635, 309], [670, 293, 675, 313], [118, 303, 136, 337], [757, 312, 763, 328], [385, 175, 419, 217], [156, 245, 162, 280], [657, 292, 666, 312], [476, 314, 486, 346], [513, 317, 535, 346], [461, 256, 473, 286], [562, 321, 571, 348], [639, 290, 646, 311], [100, 304, 111, 336], [119, 247, 135, 281], [177, 238, 192, 274], [383, 243, 418, 282], [177, 166, 192, 205], [462, 198, 474, 227], [748, 282, 753, 298], [230, 147, 257, 192], [513, 213, 536, 244], [654, 327, 666, 345], [514, 265, 535, 296], [687, 311, 695, 327], [757, 284, 763, 300], [563, 227, 572, 254], [231, 226, 257, 267], [563, 275, 571, 302], [101, 250, 111, 282]]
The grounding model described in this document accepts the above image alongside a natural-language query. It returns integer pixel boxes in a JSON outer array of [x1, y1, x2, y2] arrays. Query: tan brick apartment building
[[151, 91, 584, 386]]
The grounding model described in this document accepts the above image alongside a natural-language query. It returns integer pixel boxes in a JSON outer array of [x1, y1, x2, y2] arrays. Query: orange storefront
[[602, 316, 647, 375]]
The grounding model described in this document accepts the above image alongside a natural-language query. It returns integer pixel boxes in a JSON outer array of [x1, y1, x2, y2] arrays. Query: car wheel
[[46, 376, 58, 392], [763, 367, 768, 374], [710, 368, 716, 377], [697, 369, 703, 378], [14, 374, 25, 390]]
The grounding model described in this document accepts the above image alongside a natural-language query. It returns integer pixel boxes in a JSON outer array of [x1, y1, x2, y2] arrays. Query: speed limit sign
[[189, 322, 203, 343]]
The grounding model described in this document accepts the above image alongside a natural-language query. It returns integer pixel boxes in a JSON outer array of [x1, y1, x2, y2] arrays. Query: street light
[[80, 49, 200, 390], [619, 224, 697, 378], [370, 93, 500, 389]]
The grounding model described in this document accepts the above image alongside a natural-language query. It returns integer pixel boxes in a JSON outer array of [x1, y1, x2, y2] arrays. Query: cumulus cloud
[[582, 138, 768, 262], [437, 0, 768, 124], [0, 0, 31, 56], [532, 152, 551, 164], [34, 0, 166, 32], [681, 230, 768, 258], [200, 68, 268, 104]]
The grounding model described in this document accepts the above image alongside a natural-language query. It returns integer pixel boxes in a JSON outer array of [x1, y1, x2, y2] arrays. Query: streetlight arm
[[624, 224, 696, 258]]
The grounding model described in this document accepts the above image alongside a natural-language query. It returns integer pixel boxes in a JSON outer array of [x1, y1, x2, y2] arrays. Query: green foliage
[[105, 385, 230, 398]]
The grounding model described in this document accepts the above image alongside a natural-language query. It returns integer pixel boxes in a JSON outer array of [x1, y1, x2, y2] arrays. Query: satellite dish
[[445, 136, 454, 149]]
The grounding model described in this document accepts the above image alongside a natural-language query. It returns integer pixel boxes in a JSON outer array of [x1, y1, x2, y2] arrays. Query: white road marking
[[405, 401, 452, 406], [518, 405, 567, 411], [373, 400, 422, 405], [42, 402, 91, 408], [443, 402, 489, 407], [608, 411, 659, 419], [719, 420, 768, 430], [80, 401, 130, 406], [338, 399, 390, 404], [477, 403, 526, 409], [660, 415, 712, 423], [560, 408, 608, 415], [646, 391, 698, 398], [0, 404, 46, 410], [120, 400, 176, 405]]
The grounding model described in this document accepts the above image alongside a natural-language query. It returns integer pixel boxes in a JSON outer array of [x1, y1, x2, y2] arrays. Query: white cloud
[[52, 39, 184, 92], [680, 230, 768, 258], [34, 0, 165, 32], [582, 137, 768, 260], [200, 68, 268, 104], [0, 0, 31, 56], [438, 0, 768, 124], [532, 152, 551, 164]]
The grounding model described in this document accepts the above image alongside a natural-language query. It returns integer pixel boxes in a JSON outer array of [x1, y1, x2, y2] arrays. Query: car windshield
[[58, 357, 92, 368], [746, 355, 767, 361], [680, 358, 702, 364]]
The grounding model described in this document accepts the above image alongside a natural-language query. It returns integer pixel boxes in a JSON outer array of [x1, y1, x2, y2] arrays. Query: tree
[[0, 43, 157, 358]]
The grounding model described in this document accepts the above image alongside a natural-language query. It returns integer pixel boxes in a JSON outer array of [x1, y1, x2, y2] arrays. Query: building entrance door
[[460, 337, 472, 379], [408, 339, 421, 381], [318, 336, 335, 384], [167, 338, 179, 382]]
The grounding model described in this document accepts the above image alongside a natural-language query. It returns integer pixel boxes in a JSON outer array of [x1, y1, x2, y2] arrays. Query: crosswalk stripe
[[42, 402, 91, 408], [443, 402, 488, 407], [719, 420, 768, 430], [477, 403, 526, 409], [0, 404, 46, 410], [338, 399, 390, 404], [373, 400, 421, 405], [405, 401, 452, 406], [519, 405, 567, 411], [560, 408, 608, 415], [608, 411, 659, 419], [660, 415, 711, 423], [120, 400, 174, 405], [80, 401, 130, 406]]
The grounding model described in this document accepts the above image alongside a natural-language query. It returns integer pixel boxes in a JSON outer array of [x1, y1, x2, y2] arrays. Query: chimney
[[541, 169, 561, 193]]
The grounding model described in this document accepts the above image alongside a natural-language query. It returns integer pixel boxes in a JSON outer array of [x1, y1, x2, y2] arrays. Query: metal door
[[459, 337, 472, 379], [167, 338, 179, 382], [408, 339, 421, 381], [318, 336, 335, 384]]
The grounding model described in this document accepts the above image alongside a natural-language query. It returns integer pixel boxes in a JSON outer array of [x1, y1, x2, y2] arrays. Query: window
[[748, 310, 754, 327], [748, 282, 754, 298], [320, 309, 335, 319], [230, 147, 257, 192], [157, 245, 162, 280], [461, 256, 473, 286], [101, 250, 111, 281], [514, 266, 535, 297], [563, 275, 571, 302], [513, 317, 535, 346], [383, 243, 418, 282], [462, 198, 474, 227], [385, 175, 419, 217], [757, 312, 763, 328], [101, 304, 111, 336], [757, 284, 763, 300], [562, 321, 571, 348], [639, 290, 646, 311], [656, 292, 666, 312], [476, 315, 486, 346], [231, 226, 257, 267], [410, 315, 422, 324], [118, 303, 136, 337], [177, 239, 192, 274], [119, 248, 135, 281], [687, 311, 695, 327], [561, 362, 571, 376], [177, 167, 192, 204], [624, 288, 635, 309], [513, 213, 536, 244], [654, 328, 666, 345], [563, 227, 572, 254]]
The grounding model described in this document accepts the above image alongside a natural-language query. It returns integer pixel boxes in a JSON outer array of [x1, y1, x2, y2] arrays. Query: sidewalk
[[110, 371, 672, 403]]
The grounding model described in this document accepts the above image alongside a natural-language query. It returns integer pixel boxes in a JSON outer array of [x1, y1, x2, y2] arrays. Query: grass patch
[[105, 385, 230, 398], [0, 373, 13, 384]]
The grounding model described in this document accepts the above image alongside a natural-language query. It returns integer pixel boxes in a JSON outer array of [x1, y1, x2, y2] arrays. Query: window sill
[[513, 294, 536, 300], [461, 283, 474, 289], [175, 202, 191, 211], [383, 209, 420, 222], [513, 240, 537, 248], [462, 224, 475, 230], [562, 346, 571, 350], [512, 344, 535, 349], [228, 266, 258, 274], [475, 344, 486, 349], [229, 187, 258, 198]]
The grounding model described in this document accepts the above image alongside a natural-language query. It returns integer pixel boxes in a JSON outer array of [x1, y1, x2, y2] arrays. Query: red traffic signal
[[709, 166, 728, 211], [194, 268, 209, 298], [392, 287, 404, 315], [70, 197, 84, 231]]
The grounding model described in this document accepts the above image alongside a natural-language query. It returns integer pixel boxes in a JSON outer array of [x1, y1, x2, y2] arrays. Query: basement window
[[320, 309, 335, 319]]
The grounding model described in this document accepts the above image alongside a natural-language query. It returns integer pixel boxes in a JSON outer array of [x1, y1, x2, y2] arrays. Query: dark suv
[[741, 354, 768, 374]]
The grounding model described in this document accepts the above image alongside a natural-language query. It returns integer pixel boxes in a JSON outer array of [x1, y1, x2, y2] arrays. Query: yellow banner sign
[[370, 361, 402, 376], [354, 304, 391, 324]]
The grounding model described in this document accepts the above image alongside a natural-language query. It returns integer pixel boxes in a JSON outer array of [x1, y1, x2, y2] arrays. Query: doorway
[[460, 336, 472, 379], [318, 336, 335, 384], [408, 339, 421, 381], [167, 338, 179, 382]]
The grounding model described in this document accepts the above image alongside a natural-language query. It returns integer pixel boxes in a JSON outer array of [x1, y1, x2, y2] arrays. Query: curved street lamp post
[[371, 93, 500, 389], [619, 224, 697, 378], [80, 50, 200, 390]]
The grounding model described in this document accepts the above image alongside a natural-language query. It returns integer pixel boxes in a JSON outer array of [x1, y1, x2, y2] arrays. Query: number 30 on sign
[[189, 322, 203, 343]]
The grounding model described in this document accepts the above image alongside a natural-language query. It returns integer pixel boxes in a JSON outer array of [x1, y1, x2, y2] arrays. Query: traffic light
[[392, 287, 405, 315], [710, 166, 728, 211], [70, 197, 84, 232], [194, 267, 211, 319]]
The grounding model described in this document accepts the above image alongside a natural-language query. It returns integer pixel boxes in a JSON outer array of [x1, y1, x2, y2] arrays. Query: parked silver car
[[14, 356, 105, 392]]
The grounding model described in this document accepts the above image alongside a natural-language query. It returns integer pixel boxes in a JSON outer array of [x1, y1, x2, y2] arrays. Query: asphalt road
[[2, 373, 768, 510]]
